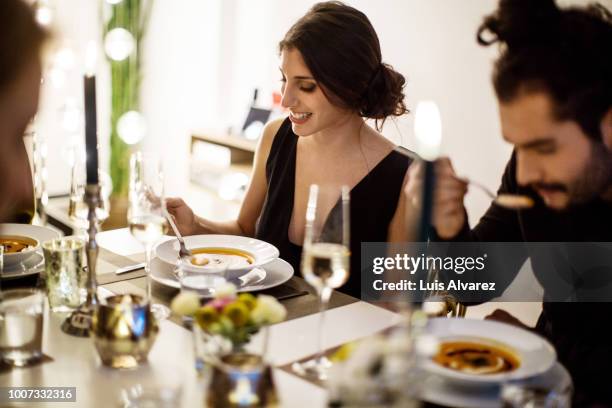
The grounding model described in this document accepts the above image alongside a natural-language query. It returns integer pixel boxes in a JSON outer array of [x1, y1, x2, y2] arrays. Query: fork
[[162, 203, 192, 261]]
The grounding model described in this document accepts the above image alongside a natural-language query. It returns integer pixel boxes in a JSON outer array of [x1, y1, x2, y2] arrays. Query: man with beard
[[404, 0, 612, 404], [0, 0, 47, 221]]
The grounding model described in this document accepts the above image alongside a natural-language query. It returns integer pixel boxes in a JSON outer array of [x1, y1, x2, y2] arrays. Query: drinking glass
[[128, 152, 170, 320], [114, 362, 185, 407], [292, 184, 350, 380], [178, 257, 227, 299], [501, 381, 572, 407], [0, 288, 45, 366], [68, 162, 112, 237]]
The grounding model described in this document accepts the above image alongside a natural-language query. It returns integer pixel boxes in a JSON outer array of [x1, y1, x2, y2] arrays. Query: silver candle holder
[[61, 184, 101, 337]]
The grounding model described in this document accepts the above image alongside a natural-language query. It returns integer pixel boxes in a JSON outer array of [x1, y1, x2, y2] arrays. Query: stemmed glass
[[128, 152, 170, 320], [292, 184, 350, 380], [68, 161, 112, 237]]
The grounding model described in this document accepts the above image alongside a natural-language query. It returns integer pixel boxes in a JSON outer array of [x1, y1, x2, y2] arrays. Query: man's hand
[[485, 309, 532, 331], [165, 197, 197, 236], [405, 157, 468, 239]]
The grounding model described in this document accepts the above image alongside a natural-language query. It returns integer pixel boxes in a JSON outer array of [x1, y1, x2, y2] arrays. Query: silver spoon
[[463, 178, 534, 209], [162, 203, 192, 260]]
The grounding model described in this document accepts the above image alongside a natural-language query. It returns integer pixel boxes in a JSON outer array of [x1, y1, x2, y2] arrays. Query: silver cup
[[42, 238, 87, 313]]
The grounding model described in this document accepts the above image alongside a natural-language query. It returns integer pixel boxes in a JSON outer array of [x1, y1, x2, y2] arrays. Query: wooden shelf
[[191, 132, 257, 153], [190, 133, 255, 204]]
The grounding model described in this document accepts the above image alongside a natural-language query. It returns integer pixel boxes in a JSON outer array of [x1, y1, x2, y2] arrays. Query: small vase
[[207, 353, 277, 408], [192, 324, 233, 376]]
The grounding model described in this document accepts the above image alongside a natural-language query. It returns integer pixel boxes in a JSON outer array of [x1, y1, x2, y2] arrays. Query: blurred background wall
[[36, 0, 609, 224]]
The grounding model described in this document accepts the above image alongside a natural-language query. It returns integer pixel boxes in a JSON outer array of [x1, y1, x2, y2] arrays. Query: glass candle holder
[[42, 238, 87, 312], [91, 294, 159, 369]]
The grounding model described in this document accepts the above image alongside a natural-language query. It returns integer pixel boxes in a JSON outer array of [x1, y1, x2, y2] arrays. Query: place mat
[[96, 248, 146, 285], [278, 338, 452, 408], [0, 354, 54, 375], [0, 274, 41, 289], [278, 321, 406, 387], [278, 345, 344, 388], [0, 248, 144, 288]]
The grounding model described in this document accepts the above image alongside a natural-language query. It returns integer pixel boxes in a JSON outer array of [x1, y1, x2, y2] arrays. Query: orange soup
[[0, 235, 37, 253], [190, 247, 254, 267], [433, 340, 520, 375]]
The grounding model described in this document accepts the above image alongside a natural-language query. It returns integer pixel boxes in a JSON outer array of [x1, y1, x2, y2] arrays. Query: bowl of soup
[[156, 235, 279, 280], [423, 318, 556, 384], [0, 235, 40, 267]]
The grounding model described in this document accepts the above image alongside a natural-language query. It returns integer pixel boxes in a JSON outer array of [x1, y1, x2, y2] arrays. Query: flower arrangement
[[327, 329, 422, 407], [171, 283, 287, 350]]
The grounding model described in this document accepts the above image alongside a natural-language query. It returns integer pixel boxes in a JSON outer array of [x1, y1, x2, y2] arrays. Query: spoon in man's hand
[[458, 177, 534, 210]]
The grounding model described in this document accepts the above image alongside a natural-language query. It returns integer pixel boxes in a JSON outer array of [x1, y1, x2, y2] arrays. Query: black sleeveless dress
[[255, 118, 413, 298]]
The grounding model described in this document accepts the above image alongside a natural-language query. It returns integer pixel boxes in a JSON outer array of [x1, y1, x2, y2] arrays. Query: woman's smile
[[289, 111, 313, 125]]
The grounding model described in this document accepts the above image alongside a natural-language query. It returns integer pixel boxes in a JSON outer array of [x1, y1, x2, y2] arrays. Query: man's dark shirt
[[440, 153, 612, 406]]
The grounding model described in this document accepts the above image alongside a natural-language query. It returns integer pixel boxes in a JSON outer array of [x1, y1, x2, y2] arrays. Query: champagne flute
[[128, 152, 170, 320], [292, 184, 350, 380]]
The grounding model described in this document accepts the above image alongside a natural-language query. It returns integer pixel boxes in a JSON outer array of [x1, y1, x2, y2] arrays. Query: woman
[[168, 1, 412, 297]]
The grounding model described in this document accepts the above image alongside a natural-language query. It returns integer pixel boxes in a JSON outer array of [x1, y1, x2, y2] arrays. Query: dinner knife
[[115, 262, 146, 275]]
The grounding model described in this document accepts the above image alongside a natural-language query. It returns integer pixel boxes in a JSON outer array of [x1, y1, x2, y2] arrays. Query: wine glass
[[68, 161, 112, 237], [292, 184, 350, 380], [128, 152, 170, 320]]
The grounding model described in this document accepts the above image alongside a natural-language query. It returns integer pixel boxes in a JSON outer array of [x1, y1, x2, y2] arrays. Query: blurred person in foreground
[[0, 0, 47, 222], [404, 0, 612, 404]]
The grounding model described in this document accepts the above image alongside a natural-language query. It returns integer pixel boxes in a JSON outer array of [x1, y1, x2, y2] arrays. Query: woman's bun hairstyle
[[360, 62, 407, 121], [280, 1, 408, 130]]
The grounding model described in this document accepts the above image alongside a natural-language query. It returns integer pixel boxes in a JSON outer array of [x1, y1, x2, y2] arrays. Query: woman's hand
[[165, 197, 197, 236]]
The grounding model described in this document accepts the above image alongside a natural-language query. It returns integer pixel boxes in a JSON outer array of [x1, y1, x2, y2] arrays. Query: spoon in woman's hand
[[162, 201, 192, 261]]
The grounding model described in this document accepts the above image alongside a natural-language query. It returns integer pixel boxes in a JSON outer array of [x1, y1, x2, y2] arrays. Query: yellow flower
[[237, 293, 257, 310], [194, 305, 219, 329], [170, 292, 200, 316], [215, 282, 237, 299], [251, 295, 287, 325], [330, 342, 357, 362], [222, 301, 250, 327]]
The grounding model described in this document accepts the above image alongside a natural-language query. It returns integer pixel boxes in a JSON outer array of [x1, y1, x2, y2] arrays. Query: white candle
[[414, 101, 442, 161]]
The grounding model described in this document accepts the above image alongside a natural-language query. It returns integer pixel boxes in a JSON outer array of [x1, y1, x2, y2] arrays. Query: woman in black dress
[[167, 2, 413, 298]]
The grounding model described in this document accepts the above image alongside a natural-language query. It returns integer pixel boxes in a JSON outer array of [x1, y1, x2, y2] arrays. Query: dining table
[[0, 228, 564, 407]]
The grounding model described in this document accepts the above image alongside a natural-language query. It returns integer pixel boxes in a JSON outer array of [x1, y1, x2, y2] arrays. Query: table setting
[[0, 45, 572, 408], [1, 116, 573, 408], [0, 205, 573, 407]]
